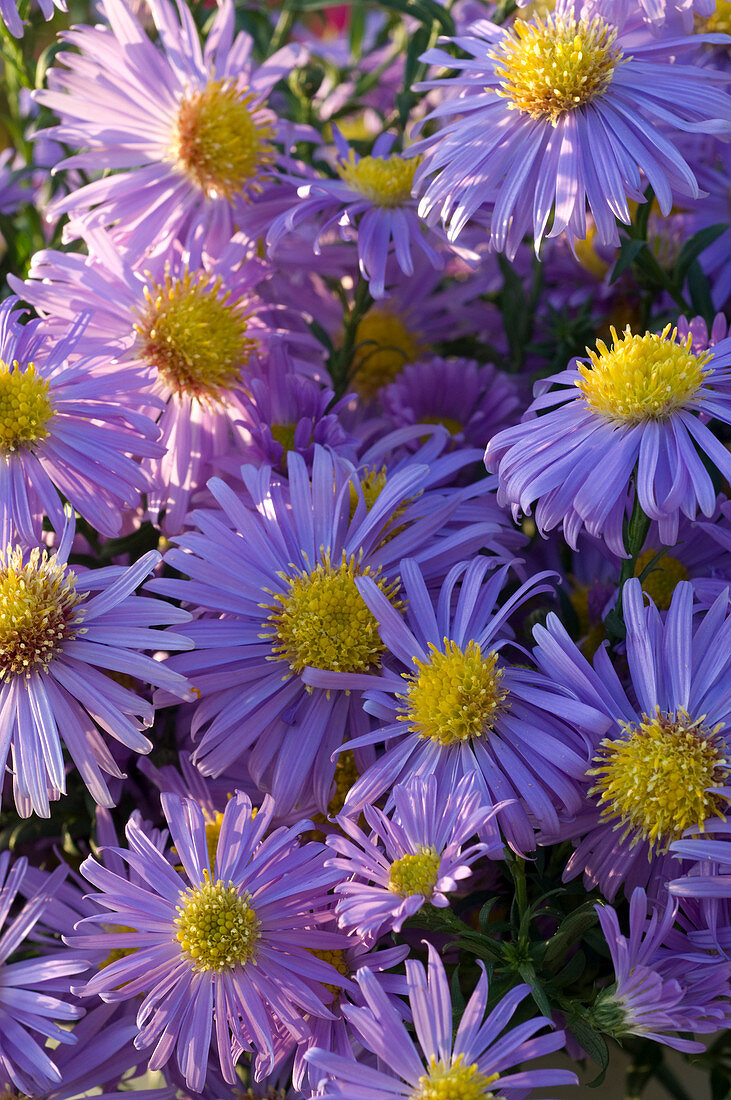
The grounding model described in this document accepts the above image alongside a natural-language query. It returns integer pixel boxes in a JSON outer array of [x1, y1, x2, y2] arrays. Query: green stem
[[331, 276, 372, 399], [614, 488, 651, 627]]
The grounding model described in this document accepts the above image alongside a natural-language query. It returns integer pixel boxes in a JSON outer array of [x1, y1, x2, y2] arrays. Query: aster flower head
[[266, 130, 458, 299], [304, 555, 595, 854], [236, 341, 359, 473], [593, 888, 731, 1050], [0, 854, 86, 1095], [485, 324, 731, 555], [0, 512, 192, 817], [16, 232, 320, 533], [73, 792, 347, 1092], [0, 296, 162, 548], [326, 774, 500, 943], [532, 579, 731, 900], [153, 446, 499, 813], [35, 0, 305, 255], [306, 944, 577, 1099], [410, 0, 731, 256], [379, 356, 520, 449]]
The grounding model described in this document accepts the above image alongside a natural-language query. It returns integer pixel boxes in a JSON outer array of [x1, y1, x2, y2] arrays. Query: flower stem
[[331, 276, 373, 399]]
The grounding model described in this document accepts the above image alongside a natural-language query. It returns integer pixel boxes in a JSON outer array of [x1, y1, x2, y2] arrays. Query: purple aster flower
[[379, 356, 520, 449], [0, 854, 86, 1095], [532, 579, 731, 900], [72, 791, 346, 1092], [304, 556, 594, 853], [153, 446, 497, 813], [0, 296, 162, 547], [266, 131, 458, 299], [0, 0, 65, 37], [593, 887, 731, 1050], [485, 324, 731, 555], [326, 774, 500, 943], [410, 0, 731, 256], [15, 232, 321, 534], [306, 943, 577, 1099], [0, 512, 192, 817], [235, 341, 359, 473], [35, 0, 305, 255]]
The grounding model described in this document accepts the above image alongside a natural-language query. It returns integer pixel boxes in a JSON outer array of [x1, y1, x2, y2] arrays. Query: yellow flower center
[[0, 361, 54, 453], [173, 79, 274, 200], [388, 846, 442, 898], [577, 325, 712, 424], [634, 549, 689, 610], [270, 423, 297, 455], [399, 641, 509, 746], [266, 552, 399, 675], [0, 547, 85, 679], [100, 925, 139, 971], [351, 307, 425, 398], [588, 708, 729, 853], [414, 1056, 500, 1100], [703, 0, 731, 32], [422, 414, 464, 436], [136, 269, 257, 400], [310, 946, 350, 997], [175, 876, 260, 971], [493, 14, 621, 125], [337, 152, 420, 208]]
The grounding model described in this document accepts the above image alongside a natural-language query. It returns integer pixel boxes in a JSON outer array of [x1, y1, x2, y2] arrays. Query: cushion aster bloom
[[304, 556, 595, 853], [266, 131, 454, 299], [305, 944, 578, 1099], [0, 854, 86, 1095], [485, 324, 731, 555], [0, 514, 192, 817], [72, 792, 346, 1092], [379, 356, 520, 449], [35, 0, 305, 255], [532, 579, 731, 900], [0, 296, 162, 548], [326, 774, 500, 943], [593, 888, 731, 1050], [15, 232, 320, 534], [410, 0, 731, 256], [153, 446, 496, 813]]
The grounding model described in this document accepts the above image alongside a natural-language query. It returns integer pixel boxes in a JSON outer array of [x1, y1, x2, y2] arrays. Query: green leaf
[[551, 950, 587, 989], [542, 902, 598, 968], [518, 965, 553, 1019], [687, 259, 716, 325], [566, 1013, 609, 1085], [674, 223, 726, 283], [609, 238, 646, 285]]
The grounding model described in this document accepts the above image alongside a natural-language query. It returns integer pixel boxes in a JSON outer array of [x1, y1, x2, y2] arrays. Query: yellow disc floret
[[0, 361, 54, 452], [388, 846, 442, 898], [588, 708, 729, 853], [634, 549, 689, 610], [399, 640, 509, 746], [175, 876, 260, 971], [266, 551, 399, 675], [0, 547, 86, 679], [173, 79, 274, 200], [703, 0, 731, 32], [493, 13, 621, 125], [577, 325, 712, 424], [329, 750, 360, 815], [414, 1055, 500, 1100], [337, 152, 421, 208], [351, 307, 425, 398], [136, 269, 257, 401], [309, 946, 350, 997]]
